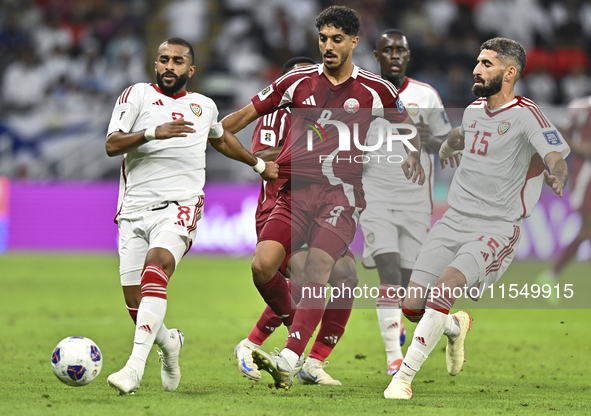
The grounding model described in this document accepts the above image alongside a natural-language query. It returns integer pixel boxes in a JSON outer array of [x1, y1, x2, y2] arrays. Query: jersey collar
[[151, 84, 188, 99], [483, 96, 520, 117], [318, 63, 358, 90], [397, 77, 409, 93]]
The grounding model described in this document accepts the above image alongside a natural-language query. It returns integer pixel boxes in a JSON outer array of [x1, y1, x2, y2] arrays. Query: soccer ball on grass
[[51, 336, 102, 386]]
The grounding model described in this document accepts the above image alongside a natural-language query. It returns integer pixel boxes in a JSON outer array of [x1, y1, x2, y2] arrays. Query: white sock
[[154, 323, 172, 351], [443, 314, 461, 340], [281, 348, 300, 369], [397, 309, 447, 383], [127, 296, 167, 379], [376, 307, 403, 364]]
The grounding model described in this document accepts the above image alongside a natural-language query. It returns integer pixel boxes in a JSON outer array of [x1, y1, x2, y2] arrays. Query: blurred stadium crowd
[[0, 0, 590, 179]]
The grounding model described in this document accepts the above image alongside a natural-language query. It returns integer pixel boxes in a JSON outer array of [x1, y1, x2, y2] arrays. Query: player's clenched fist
[[155, 118, 196, 140], [260, 161, 279, 183]]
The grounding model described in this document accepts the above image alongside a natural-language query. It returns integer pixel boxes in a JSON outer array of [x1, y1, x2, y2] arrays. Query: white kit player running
[[385, 37, 570, 399], [360, 30, 452, 376], [105, 37, 278, 395]]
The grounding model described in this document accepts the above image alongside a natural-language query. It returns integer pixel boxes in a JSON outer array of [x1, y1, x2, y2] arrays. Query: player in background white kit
[[104, 37, 278, 395], [385, 37, 570, 400], [360, 29, 453, 376]]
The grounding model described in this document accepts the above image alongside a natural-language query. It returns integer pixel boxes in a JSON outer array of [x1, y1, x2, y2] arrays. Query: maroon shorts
[[259, 183, 360, 262], [255, 208, 272, 240]]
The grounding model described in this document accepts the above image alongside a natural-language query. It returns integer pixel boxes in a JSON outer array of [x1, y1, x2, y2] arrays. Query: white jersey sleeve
[[107, 85, 143, 135], [521, 105, 570, 161], [208, 103, 224, 139]]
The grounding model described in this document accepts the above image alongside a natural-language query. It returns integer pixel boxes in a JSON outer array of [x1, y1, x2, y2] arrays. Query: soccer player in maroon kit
[[223, 6, 424, 389], [235, 57, 358, 386]]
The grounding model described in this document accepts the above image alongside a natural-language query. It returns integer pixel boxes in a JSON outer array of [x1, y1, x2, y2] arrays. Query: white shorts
[[410, 208, 522, 298], [118, 197, 203, 286], [360, 207, 431, 269]]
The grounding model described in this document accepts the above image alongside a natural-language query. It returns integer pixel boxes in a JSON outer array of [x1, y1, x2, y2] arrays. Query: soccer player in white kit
[[360, 29, 453, 376], [385, 37, 570, 399], [104, 37, 278, 395]]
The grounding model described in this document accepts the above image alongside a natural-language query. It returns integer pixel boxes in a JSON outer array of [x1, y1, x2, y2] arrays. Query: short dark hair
[[161, 37, 194, 64], [376, 29, 407, 50], [315, 5, 361, 37], [283, 57, 316, 74], [480, 37, 526, 79]]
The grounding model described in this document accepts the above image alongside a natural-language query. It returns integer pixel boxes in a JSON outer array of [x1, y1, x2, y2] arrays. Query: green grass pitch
[[0, 254, 589, 415]]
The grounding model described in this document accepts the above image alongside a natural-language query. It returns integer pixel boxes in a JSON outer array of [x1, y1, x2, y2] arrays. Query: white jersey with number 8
[[107, 83, 223, 219]]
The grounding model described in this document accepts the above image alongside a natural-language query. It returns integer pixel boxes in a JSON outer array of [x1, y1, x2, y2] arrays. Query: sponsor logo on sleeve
[[396, 98, 405, 113], [441, 110, 450, 125], [543, 130, 562, 145], [119, 110, 126, 121], [257, 85, 273, 101]]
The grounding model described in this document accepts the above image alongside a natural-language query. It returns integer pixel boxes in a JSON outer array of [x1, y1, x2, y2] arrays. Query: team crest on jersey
[[366, 232, 375, 245], [498, 121, 511, 135], [543, 130, 562, 145], [406, 103, 419, 116], [190, 103, 202, 117], [344, 98, 360, 114], [396, 98, 405, 113]]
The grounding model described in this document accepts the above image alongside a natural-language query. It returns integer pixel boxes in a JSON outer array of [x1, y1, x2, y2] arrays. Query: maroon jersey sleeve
[[251, 108, 291, 153], [251, 64, 320, 117]]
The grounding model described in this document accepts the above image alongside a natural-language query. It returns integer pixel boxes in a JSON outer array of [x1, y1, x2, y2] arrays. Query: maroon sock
[[255, 271, 294, 326], [553, 238, 583, 274], [285, 283, 326, 357], [309, 293, 354, 361], [248, 306, 282, 345], [289, 280, 302, 304], [248, 280, 304, 345]]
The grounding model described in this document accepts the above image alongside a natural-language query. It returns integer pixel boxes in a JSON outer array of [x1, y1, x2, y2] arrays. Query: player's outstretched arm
[[210, 130, 279, 183], [105, 118, 196, 156], [222, 103, 260, 134], [439, 127, 464, 169], [543, 151, 569, 198]]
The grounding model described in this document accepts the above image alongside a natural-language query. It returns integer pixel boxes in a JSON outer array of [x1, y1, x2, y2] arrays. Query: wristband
[[439, 140, 462, 159], [253, 157, 266, 174], [144, 127, 157, 141]]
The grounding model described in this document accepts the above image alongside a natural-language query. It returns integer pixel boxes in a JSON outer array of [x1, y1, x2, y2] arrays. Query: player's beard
[[472, 73, 503, 98], [156, 70, 189, 95], [324, 50, 349, 72]]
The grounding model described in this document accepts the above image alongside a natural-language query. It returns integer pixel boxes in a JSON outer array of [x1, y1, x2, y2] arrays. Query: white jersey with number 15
[[451, 96, 570, 222]]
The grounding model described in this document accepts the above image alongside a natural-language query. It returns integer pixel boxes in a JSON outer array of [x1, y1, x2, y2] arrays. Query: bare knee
[[145, 247, 176, 276], [251, 256, 277, 285]]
